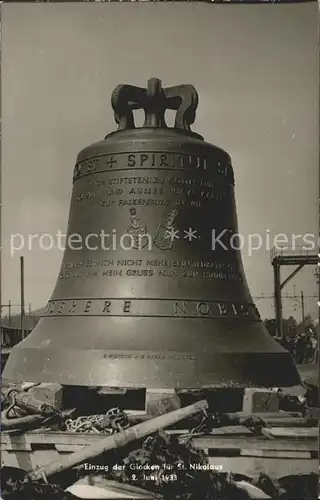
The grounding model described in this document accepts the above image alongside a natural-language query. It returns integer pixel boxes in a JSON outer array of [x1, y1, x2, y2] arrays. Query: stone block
[[242, 388, 279, 414], [146, 389, 181, 417]]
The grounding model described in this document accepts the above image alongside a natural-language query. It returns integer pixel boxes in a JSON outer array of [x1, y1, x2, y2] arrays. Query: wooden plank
[[1, 441, 33, 451], [189, 436, 318, 452], [259, 418, 317, 427], [262, 427, 318, 439], [207, 457, 317, 478], [1, 450, 317, 480], [1, 449, 63, 472], [240, 449, 312, 459], [1, 432, 102, 448], [2, 428, 318, 451], [1, 429, 194, 446], [226, 412, 302, 419], [167, 429, 190, 435], [55, 444, 87, 452], [1, 431, 193, 451], [209, 426, 254, 436]]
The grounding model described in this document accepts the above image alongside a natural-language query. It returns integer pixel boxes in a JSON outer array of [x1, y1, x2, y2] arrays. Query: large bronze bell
[[3, 78, 300, 389]]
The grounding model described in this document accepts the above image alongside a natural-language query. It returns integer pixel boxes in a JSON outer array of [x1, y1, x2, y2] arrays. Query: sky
[[1, 2, 319, 320]]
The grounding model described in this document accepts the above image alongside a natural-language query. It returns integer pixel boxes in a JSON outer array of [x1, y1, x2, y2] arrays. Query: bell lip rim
[[3, 344, 302, 389]]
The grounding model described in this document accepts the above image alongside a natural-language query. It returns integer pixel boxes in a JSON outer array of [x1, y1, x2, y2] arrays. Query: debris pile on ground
[[253, 472, 318, 500], [1, 385, 318, 500], [1, 467, 73, 500], [107, 431, 230, 498]]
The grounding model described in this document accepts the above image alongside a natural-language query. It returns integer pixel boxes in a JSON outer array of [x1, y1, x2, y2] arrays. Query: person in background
[[310, 334, 318, 363], [294, 334, 306, 364], [285, 335, 295, 356]]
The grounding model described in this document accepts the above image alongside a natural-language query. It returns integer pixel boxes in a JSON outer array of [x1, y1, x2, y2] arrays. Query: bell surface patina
[[3, 78, 301, 388]]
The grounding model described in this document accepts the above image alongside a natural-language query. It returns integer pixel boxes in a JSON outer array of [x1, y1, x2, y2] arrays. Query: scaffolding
[[270, 246, 319, 337]]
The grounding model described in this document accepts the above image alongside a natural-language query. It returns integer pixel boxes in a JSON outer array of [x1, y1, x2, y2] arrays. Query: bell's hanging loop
[[111, 77, 198, 132]]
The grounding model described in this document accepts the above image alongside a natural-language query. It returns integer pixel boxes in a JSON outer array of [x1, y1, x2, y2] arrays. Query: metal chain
[[64, 407, 129, 434]]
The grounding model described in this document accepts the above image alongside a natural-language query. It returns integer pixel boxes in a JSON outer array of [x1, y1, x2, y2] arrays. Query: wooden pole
[[28, 399, 208, 482], [300, 290, 305, 330], [8, 300, 12, 325], [273, 262, 282, 337], [20, 256, 25, 339]]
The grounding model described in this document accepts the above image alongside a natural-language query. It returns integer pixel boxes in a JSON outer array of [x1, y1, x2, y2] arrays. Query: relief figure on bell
[[126, 208, 150, 250], [153, 209, 179, 251]]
